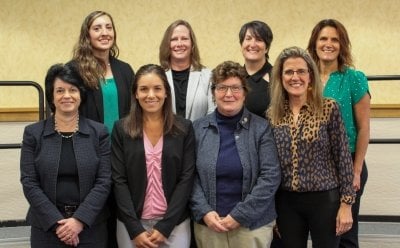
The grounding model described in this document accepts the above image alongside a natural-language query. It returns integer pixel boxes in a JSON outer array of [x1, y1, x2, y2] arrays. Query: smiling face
[[89, 14, 115, 55], [53, 78, 81, 115], [282, 57, 311, 102], [214, 77, 246, 116], [316, 26, 340, 64], [241, 29, 267, 63], [135, 73, 167, 116], [169, 25, 192, 64]]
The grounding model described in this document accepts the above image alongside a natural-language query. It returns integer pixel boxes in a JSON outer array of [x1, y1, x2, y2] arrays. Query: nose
[[63, 90, 72, 98], [148, 89, 155, 97], [100, 27, 108, 35], [177, 38, 183, 46], [325, 39, 333, 46], [291, 72, 300, 80], [225, 87, 234, 96]]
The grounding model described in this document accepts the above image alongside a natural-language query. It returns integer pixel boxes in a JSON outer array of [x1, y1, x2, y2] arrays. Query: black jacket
[[111, 116, 195, 239], [73, 56, 135, 123]]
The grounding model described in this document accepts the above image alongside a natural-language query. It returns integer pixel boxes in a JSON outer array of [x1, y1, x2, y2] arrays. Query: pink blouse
[[141, 132, 168, 219]]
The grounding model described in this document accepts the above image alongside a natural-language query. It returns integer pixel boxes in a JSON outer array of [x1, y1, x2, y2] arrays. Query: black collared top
[[244, 62, 272, 118]]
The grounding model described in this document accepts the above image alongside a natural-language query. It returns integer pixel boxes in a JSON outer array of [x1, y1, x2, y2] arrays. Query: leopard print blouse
[[272, 98, 355, 204]]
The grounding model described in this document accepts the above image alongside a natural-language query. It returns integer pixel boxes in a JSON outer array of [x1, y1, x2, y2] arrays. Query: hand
[[273, 224, 281, 239], [134, 231, 158, 248], [56, 217, 84, 245], [336, 203, 353, 236], [64, 235, 80, 247], [148, 229, 167, 246], [219, 215, 240, 231], [203, 211, 228, 233], [353, 173, 361, 191]]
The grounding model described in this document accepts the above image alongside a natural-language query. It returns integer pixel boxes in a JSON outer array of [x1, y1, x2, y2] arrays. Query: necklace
[[54, 115, 79, 139]]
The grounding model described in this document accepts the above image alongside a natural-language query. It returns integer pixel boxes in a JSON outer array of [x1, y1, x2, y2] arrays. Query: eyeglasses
[[215, 84, 244, 93], [283, 69, 309, 77]]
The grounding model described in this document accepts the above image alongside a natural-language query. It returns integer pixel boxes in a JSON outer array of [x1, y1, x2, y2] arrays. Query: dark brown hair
[[307, 19, 353, 72], [122, 64, 183, 139], [239, 20, 273, 60], [45, 63, 86, 113]]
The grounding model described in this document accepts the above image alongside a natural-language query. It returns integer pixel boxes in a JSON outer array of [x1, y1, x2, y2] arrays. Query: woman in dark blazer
[[79, 55, 134, 127], [20, 63, 111, 247], [71, 11, 134, 247], [111, 64, 195, 248]]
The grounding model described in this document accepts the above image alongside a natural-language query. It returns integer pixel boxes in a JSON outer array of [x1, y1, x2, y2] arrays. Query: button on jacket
[[190, 108, 281, 229]]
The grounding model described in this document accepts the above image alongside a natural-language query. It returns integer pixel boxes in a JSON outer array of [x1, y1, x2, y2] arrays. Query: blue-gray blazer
[[190, 108, 281, 229], [20, 116, 111, 231]]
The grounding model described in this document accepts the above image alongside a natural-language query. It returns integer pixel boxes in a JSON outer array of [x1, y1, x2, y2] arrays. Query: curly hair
[[211, 61, 249, 97], [72, 11, 119, 89]]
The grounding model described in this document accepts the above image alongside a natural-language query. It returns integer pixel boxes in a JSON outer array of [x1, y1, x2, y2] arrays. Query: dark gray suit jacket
[[20, 116, 112, 231]]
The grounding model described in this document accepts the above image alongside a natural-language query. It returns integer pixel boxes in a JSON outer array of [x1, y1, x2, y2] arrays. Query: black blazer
[[20, 116, 112, 231], [111, 116, 195, 239], [78, 56, 135, 123]]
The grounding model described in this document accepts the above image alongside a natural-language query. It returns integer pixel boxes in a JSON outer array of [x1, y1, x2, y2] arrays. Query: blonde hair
[[268, 46, 323, 125]]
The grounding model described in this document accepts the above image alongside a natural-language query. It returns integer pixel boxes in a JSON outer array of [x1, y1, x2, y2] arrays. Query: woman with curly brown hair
[[70, 11, 135, 248], [71, 10, 134, 133]]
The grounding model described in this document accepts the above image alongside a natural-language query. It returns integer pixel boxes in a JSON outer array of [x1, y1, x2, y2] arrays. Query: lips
[[145, 100, 159, 105], [289, 82, 303, 88], [99, 38, 111, 43], [61, 101, 75, 105], [173, 48, 187, 53]]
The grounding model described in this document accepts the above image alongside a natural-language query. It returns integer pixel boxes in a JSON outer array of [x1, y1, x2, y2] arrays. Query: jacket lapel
[[166, 70, 176, 113], [185, 70, 200, 118]]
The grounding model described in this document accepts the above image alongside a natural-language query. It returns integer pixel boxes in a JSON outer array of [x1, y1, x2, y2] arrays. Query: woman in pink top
[[111, 64, 195, 248]]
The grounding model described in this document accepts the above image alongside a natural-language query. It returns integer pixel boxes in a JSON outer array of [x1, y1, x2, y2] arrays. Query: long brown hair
[[122, 64, 184, 139], [159, 20, 203, 71], [268, 47, 323, 125], [72, 11, 119, 89], [307, 19, 353, 72]]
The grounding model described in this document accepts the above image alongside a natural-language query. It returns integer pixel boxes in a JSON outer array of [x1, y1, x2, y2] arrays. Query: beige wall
[[1, 0, 399, 108]]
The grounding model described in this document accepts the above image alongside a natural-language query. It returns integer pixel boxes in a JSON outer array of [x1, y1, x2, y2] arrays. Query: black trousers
[[107, 189, 119, 248], [276, 189, 340, 248], [339, 161, 368, 248], [31, 222, 107, 248]]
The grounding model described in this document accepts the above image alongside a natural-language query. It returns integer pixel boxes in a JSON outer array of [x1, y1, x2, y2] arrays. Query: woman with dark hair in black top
[[239, 20, 273, 118]]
